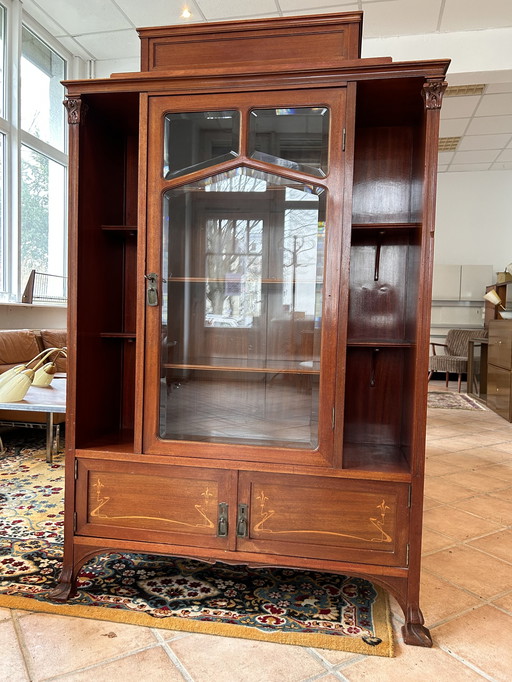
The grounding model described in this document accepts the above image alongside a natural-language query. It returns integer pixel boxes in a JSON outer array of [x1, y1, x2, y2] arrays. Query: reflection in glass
[[160, 167, 326, 449], [164, 110, 240, 179], [249, 107, 329, 178]]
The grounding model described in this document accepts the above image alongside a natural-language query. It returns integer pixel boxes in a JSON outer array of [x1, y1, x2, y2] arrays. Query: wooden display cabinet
[[53, 12, 449, 648]]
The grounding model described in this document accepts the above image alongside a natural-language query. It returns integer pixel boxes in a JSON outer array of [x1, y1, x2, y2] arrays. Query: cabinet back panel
[[352, 126, 415, 223], [348, 231, 415, 341], [344, 347, 406, 446]]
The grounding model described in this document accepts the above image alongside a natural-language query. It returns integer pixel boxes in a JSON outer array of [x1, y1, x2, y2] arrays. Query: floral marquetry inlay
[[89, 478, 215, 529], [253, 491, 393, 544]]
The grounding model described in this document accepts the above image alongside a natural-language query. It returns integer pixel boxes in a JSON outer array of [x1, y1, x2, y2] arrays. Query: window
[[0, 3, 71, 302]]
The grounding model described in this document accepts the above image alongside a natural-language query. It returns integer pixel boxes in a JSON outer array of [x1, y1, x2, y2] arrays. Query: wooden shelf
[[77, 430, 135, 454], [100, 332, 136, 339], [167, 277, 322, 285], [343, 443, 410, 475], [351, 222, 421, 230], [101, 225, 137, 232], [347, 340, 414, 348], [164, 357, 320, 374]]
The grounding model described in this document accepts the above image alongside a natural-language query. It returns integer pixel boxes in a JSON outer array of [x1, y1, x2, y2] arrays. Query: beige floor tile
[[419, 572, 481, 626], [341, 638, 483, 681], [456, 432, 512, 447], [476, 462, 512, 483], [312, 648, 363, 666], [493, 441, 512, 454], [423, 496, 444, 510], [451, 493, 512, 525], [467, 529, 512, 563], [425, 444, 456, 457], [423, 477, 474, 503], [430, 451, 494, 469], [17, 612, 159, 680], [433, 605, 512, 681], [0, 619, 30, 682], [421, 528, 455, 554], [422, 545, 512, 599], [425, 457, 463, 476], [453, 446, 512, 464], [492, 591, 512, 613], [0, 607, 12, 622], [55, 646, 184, 681], [168, 632, 325, 682], [422, 438, 477, 453], [423, 506, 502, 541], [441, 469, 510, 493], [490, 487, 512, 502]]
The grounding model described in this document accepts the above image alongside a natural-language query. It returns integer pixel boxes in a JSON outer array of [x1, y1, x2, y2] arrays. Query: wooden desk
[[0, 377, 66, 462]]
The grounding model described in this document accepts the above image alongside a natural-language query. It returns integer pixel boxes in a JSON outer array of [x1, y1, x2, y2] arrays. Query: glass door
[[143, 90, 346, 466]]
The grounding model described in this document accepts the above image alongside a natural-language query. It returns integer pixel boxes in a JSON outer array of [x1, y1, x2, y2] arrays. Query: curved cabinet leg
[[49, 563, 77, 602], [50, 545, 111, 602], [402, 606, 432, 647]]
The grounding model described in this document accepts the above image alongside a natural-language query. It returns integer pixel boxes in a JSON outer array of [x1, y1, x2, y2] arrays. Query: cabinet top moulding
[[137, 12, 363, 73], [63, 58, 449, 99]]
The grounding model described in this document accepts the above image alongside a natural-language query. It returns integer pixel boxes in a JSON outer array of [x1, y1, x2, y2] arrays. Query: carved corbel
[[421, 80, 447, 110], [64, 97, 87, 124]]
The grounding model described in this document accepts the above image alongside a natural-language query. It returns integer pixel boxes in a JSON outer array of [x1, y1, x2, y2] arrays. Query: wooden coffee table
[[0, 377, 66, 463]]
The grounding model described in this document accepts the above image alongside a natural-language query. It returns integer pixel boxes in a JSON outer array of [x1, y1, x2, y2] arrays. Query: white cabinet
[[432, 265, 493, 301], [432, 265, 460, 300], [460, 265, 494, 301]]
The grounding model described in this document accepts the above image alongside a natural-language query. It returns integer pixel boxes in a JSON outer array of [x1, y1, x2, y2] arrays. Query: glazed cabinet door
[[142, 88, 347, 468], [75, 459, 237, 550], [237, 472, 410, 567]]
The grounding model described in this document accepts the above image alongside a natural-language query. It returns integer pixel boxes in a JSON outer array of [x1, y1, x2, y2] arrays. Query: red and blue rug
[[0, 435, 393, 656]]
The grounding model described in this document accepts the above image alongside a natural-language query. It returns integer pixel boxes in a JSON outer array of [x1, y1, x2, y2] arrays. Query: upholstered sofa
[[0, 328, 67, 425]]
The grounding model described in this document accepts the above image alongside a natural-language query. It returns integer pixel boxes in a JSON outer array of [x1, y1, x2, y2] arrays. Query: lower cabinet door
[[487, 364, 512, 422], [76, 459, 237, 550], [237, 472, 410, 566]]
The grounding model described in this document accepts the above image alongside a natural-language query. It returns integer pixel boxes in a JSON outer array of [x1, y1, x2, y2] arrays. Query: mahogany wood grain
[[237, 471, 410, 567], [76, 459, 238, 551], [139, 12, 363, 72], [58, 12, 449, 647]]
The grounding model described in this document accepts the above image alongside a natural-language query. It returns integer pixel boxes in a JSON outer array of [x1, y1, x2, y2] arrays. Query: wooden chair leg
[[445, 372, 449, 387], [428, 371, 433, 381], [458, 374, 462, 392]]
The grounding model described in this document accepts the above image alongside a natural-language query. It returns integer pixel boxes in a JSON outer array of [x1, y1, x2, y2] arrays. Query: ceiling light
[[181, 7, 192, 19], [445, 84, 486, 97], [438, 137, 461, 152]]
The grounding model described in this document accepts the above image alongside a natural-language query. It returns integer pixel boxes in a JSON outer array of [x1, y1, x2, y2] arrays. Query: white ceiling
[[22, 0, 512, 172]]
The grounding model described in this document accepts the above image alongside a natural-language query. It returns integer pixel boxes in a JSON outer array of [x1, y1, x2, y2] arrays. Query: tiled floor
[[2, 382, 512, 681]]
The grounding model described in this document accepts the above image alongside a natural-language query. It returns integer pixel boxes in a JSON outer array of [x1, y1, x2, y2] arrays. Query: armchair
[[428, 328, 488, 392]]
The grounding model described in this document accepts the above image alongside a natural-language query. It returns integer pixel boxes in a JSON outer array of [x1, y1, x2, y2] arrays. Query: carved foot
[[48, 580, 77, 602], [402, 622, 433, 647]]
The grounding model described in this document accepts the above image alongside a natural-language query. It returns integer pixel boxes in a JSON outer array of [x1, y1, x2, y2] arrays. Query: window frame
[[0, 0, 78, 302]]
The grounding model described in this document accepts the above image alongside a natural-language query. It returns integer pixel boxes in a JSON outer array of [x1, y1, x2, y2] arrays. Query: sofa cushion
[[0, 329, 41, 370], [40, 329, 67, 373]]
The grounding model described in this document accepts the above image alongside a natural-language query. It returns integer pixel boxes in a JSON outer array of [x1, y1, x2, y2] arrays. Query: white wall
[[0, 304, 67, 330], [435, 170, 512, 278]]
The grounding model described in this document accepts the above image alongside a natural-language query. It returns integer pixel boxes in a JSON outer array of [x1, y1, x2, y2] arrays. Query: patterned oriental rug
[[0, 437, 393, 657], [427, 391, 487, 410]]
